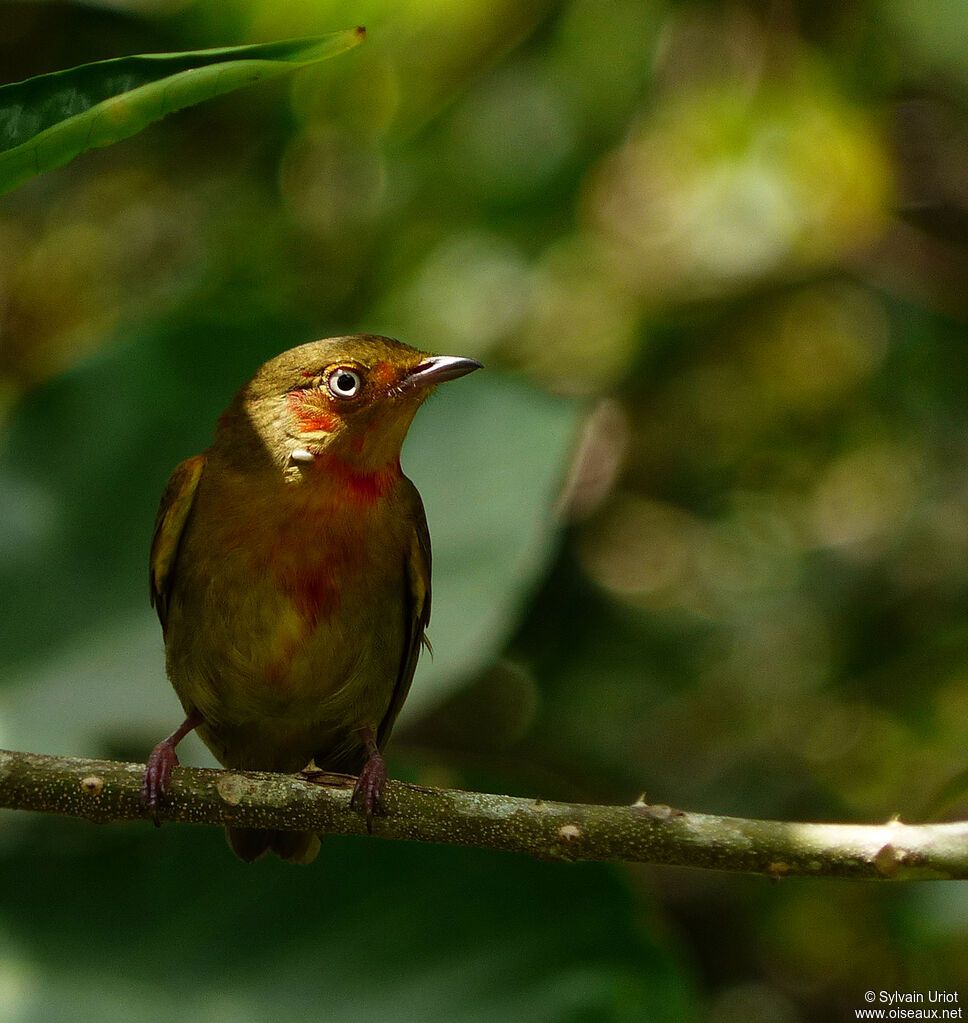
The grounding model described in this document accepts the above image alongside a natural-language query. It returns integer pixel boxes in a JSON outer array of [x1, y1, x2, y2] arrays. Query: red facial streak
[[287, 391, 338, 434]]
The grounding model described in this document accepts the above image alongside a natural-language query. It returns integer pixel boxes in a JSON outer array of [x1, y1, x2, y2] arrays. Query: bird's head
[[217, 334, 482, 477]]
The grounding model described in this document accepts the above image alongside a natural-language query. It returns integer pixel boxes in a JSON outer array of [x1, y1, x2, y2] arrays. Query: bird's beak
[[404, 355, 483, 390]]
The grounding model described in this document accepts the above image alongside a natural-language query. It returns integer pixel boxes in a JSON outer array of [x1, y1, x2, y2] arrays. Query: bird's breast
[[170, 462, 409, 686], [164, 458, 415, 767], [265, 466, 403, 628]]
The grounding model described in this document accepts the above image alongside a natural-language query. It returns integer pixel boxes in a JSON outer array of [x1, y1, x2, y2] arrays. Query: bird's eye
[[326, 367, 363, 399]]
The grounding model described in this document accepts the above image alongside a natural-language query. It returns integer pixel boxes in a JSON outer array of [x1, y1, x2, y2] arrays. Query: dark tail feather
[[226, 826, 272, 862], [225, 827, 321, 865], [270, 829, 322, 864]]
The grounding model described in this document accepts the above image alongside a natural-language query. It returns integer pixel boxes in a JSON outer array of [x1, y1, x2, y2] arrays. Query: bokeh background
[[2, 0, 968, 1019]]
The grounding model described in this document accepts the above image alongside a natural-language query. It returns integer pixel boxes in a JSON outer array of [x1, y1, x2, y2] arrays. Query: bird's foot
[[141, 741, 179, 824], [350, 754, 388, 833], [140, 709, 203, 825]]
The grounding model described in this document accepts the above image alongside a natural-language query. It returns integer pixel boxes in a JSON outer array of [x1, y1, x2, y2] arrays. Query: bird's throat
[[315, 451, 401, 505], [287, 449, 401, 507]]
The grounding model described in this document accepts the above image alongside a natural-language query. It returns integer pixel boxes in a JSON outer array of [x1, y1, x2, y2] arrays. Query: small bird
[[141, 334, 481, 863]]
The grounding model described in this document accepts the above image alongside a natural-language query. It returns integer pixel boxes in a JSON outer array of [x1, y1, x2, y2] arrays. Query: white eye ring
[[326, 367, 362, 399]]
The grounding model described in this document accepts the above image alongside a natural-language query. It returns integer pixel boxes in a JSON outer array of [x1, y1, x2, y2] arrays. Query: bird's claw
[[350, 754, 388, 833], [141, 742, 179, 825]]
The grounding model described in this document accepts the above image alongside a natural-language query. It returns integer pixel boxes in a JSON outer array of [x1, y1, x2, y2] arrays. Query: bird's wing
[[149, 454, 206, 635], [377, 481, 432, 750]]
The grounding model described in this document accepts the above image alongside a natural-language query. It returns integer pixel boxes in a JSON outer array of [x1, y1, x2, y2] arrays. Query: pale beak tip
[[406, 355, 483, 388]]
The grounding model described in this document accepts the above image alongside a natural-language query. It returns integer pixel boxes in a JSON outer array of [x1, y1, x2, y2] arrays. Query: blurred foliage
[[0, 31, 365, 194], [1, 0, 968, 1019], [0, 822, 695, 1023]]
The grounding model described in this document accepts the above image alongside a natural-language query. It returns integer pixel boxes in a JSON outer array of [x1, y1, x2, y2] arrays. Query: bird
[[141, 334, 482, 864]]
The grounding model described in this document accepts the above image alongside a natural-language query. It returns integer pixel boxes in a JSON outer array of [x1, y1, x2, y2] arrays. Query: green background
[[2, 0, 967, 1018]]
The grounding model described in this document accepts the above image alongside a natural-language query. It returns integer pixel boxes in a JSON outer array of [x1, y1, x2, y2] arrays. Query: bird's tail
[[225, 826, 321, 865]]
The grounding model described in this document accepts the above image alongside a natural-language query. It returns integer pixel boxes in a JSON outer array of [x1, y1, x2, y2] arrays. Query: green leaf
[[0, 29, 365, 194]]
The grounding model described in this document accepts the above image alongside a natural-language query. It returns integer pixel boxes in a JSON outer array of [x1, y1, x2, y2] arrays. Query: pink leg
[[350, 727, 388, 833], [141, 708, 203, 822]]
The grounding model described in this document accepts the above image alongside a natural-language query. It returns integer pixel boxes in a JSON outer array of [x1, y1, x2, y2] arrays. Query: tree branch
[[1, 748, 966, 878]]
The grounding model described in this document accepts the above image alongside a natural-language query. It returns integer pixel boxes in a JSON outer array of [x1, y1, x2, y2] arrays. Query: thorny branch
[[1, 748, 966, 879]]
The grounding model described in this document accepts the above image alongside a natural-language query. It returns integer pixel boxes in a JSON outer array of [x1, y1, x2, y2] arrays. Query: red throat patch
[[318, 452, 400, 504], [268, 451, 400, 632]]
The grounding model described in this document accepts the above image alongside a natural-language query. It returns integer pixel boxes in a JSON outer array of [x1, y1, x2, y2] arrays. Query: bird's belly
[[165, 516, 407, 771]]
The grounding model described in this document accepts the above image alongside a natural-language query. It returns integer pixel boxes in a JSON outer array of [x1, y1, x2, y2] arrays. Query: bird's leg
[[350, 726, 388, 832], [141, 708, 204, 823]]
